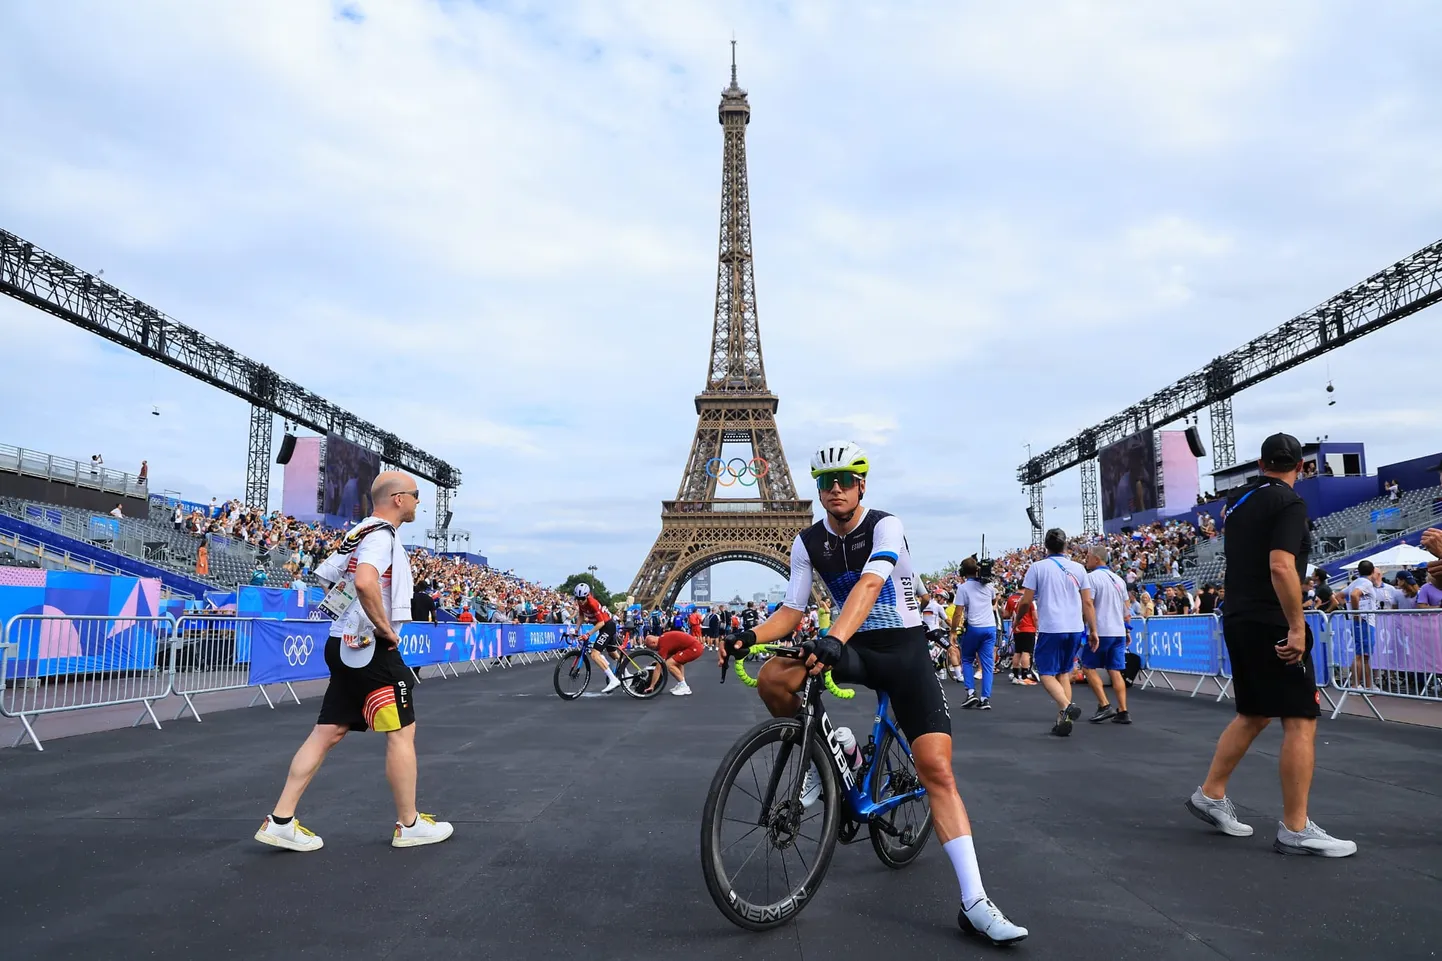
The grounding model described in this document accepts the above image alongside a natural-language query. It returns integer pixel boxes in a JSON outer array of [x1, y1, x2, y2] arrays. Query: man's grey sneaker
[[1185, 787, 1253, 837], [1065, 703, 1082, 722], [1274, 820, 1357, 857], [959, 898, 1028, 945], [1050, 710, 1073, 737], [1089, 704, 1117, 723], [1111, 710, 1132, 724]]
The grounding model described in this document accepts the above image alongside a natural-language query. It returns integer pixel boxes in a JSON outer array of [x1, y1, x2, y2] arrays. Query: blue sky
[[1, 1, 1439, 599]]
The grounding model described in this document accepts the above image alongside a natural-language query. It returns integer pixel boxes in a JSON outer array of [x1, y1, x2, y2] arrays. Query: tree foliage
[[557, 572, 623, 608]]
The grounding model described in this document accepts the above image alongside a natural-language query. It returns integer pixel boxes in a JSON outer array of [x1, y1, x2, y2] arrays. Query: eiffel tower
[[628, 48, 813, 609]]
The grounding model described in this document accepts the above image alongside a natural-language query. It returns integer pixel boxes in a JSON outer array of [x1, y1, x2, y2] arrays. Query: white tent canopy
[[1340, 543, 1433, 572]]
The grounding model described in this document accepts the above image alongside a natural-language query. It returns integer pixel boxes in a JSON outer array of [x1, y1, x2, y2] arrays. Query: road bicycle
[[552, 629, 666, 700], [700, 640, 932, 930]]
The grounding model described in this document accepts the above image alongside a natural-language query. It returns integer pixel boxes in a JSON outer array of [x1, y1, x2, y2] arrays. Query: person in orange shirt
[[1003, 590, 1038, 685], [688, 608, 703, 640], [457, 606, 475, 624]]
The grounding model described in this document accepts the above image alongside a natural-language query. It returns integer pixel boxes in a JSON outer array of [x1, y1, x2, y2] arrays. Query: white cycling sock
[[952, 666, 965, 681], [943, 835, 986, 908]]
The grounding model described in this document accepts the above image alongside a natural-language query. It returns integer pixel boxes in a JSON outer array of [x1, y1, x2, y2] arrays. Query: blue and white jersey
[[783, 508, 922, 632]]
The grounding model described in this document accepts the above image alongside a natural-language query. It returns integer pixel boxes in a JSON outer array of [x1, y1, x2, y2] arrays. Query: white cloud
[[0, 0, 1439, 598]]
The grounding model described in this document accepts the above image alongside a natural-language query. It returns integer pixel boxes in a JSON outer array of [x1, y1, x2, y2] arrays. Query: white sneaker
[[600, 675, 621, 693], [974, 668, 983, 680], [254, 815, 323, 852], [1185, 787, 1253, 837], [1009, 675, 1024, 685], [799, 764, 822, 808], [392, 813, 454, 848], [959, 898, 1028, 945], [1274, 820, 1357, 857], [670, 681, 692, 696]]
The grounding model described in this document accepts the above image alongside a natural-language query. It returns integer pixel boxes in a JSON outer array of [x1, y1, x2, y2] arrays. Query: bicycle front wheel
[[868, 728, 933, 868], [700, 717, 841, 930], [553, 649, 591, 700], [618, 650, 666, 699]]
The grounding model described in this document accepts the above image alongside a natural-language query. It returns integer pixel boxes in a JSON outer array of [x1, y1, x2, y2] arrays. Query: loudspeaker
[[1026, 506, 1042, 531], [276, 433, 297, 465], [1185, 425, 1207, 458], [442, 510, 453, 529]]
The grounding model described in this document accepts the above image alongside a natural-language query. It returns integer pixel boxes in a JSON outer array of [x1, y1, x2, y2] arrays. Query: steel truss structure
[[1018, 239, 1442, 489], [0, 229, 460, 513], [628, 51, 813, 610]]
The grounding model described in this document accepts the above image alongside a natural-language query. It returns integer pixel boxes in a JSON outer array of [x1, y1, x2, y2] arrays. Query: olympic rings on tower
[[705, 457, 770, 487]]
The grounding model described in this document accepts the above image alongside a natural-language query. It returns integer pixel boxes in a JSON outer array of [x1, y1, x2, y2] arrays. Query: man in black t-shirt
[[410, 581, 437, 623], [1184, 433, 1356, 858], [1197, 584, 1217, 615]]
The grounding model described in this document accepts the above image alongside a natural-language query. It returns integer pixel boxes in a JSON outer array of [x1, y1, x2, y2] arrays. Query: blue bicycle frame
[[790, 679, 926, 826]]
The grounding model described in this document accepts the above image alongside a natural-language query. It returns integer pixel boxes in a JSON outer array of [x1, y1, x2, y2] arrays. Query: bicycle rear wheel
[[618, 649, 666, 699], [868, 728, 933, 868], [553, 649, 591, 700], [700, 717, 840, 930]]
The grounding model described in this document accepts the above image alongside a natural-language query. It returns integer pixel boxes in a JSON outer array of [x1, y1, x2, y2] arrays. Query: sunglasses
[[815, 471, 862, 492], [394, 489, 421, 500]]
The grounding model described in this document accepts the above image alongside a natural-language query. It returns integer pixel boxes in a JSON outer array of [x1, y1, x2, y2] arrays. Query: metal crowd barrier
[[0, 615, 567, 751], [170, 615, 263, 721], [1, 614, 177, 751], [1325, 609, 1442, 721], [1126, 609, 1442, 719], [1133, 614, 1231, 700]]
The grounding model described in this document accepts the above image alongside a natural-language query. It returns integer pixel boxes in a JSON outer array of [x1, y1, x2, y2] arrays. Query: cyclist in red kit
[[574, 583, 623, 694], [645, 629, 704, 697]]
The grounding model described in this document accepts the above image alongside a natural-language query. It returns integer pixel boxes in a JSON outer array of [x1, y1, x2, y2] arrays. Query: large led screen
[[1157, 430, 1200, 515], [322, 434, 381, 527], [1099, 430, 1157, 521], [281, 436, 323, 521]]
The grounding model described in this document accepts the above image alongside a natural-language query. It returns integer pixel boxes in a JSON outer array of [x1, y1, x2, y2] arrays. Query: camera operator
[[949, 556, 998, 710]]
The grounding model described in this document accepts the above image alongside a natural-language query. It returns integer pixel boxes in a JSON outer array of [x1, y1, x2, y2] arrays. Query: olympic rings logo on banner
[[283, 634, 315, 666], [706, 457, 770, 487]]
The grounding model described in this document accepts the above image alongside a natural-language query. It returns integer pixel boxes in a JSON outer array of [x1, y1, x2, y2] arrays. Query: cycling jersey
[[782, 508, 922, 632], [577, 596, 611, 625]]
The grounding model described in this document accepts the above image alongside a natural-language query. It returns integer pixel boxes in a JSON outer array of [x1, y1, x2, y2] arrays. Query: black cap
[[1260, 432, 1303, 470]]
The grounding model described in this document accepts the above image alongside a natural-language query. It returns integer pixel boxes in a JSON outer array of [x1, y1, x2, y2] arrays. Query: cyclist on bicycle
[[574, 583, 623, 694], [719, 440, 1027, 945]]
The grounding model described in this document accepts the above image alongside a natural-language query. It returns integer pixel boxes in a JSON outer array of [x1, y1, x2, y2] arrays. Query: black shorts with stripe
[[317, 637, 416, 733], [831, 626, 951, 742]]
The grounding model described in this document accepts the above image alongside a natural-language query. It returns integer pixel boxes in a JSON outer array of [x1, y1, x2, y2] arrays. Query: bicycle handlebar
[[727, 642, 855, 699]]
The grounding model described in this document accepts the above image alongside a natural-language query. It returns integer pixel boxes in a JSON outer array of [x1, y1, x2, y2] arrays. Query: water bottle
[[835, 726, 863, 775]]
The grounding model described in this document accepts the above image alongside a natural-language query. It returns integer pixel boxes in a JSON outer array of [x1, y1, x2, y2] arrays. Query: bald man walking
[[256, 471, 453, 852]]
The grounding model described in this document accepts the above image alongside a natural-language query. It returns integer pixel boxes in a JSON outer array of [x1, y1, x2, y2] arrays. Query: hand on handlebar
[[804, 635, 843, 676], [717, 630, 757, 670]]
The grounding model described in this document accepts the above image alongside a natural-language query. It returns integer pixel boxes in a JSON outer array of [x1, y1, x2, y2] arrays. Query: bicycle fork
[[755, 679, 858, 825]]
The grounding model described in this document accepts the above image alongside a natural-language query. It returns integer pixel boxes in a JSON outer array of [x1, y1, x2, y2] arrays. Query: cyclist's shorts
[[832, 626, 950, 741], [594, 619, 620, 650], [317, 637, 415, 733], [656, 630, 704, 665]]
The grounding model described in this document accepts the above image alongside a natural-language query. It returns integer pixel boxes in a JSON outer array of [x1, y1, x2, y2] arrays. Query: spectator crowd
[[167, 496, 574, 622]]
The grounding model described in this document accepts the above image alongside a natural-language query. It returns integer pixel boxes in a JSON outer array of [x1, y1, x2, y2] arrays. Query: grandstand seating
[[1161, 484, 1442, 588], [0, 496, 296, 590]]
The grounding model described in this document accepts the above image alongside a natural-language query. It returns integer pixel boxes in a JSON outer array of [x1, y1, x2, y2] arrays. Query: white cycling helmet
[[573, 582, 591, 599], [810, 440, 870, 478]]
